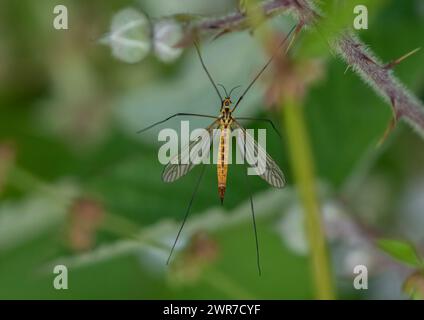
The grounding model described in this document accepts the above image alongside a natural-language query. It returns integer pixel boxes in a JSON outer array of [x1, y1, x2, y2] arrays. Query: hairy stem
[[190, 0, 317, 33], [282, 98, 335, 300], [334, 32, 424, 138], [179, 0, 424, 139]]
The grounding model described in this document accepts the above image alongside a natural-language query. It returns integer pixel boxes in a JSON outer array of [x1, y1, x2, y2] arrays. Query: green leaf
[[377, 238, 422, 268]]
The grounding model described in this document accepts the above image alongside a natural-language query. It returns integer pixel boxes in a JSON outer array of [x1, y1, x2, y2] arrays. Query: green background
[[0, 0, 423, 299]]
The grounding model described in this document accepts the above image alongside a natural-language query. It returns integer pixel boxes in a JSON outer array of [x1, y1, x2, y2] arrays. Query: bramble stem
[[177, 0, 424, 139], [334, 32, 424, 138]]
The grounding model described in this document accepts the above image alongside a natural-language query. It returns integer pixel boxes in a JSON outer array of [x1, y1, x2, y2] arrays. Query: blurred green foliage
[[0, 0, 423, 299]]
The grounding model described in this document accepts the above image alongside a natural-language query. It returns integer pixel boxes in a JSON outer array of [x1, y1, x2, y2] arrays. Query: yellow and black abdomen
[[217, 125, 230, 203]]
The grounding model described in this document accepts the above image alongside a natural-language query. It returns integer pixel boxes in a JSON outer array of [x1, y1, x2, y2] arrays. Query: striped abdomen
[[217, 125, 230, 203]]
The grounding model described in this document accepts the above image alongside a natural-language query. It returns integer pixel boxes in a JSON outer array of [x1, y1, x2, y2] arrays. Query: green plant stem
[[282, 98, 335, 300]]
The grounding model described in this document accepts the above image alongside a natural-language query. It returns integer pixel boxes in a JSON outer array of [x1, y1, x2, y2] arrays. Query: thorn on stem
[[211, 29, 230, 41], [377, 97, 399, 147], [377, 117, 396, 148], [385, 48, 421, 69]]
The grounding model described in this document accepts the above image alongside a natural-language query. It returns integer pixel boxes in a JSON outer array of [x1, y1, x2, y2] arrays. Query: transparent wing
[[162, 120, 220, 183], [232, 120, 285, 188]]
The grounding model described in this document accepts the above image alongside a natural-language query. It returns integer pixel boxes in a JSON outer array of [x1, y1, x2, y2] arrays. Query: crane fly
[[138, 24, 297, 274]]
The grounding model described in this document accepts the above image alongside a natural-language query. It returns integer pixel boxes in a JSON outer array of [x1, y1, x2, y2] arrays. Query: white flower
[[100, 8, 152, 64], [153, 19, 184, 63]]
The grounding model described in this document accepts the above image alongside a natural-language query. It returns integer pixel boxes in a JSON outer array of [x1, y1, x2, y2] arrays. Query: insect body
[[217, 98, 233, 203], [161, 93, 285, 202], [138, 24, 297, 273]]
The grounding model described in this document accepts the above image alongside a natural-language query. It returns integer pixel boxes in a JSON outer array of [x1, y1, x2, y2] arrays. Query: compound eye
[[225, 100, 230, 106]]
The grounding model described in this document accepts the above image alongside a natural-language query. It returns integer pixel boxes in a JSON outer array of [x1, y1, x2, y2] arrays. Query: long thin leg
[[241, 126, 261, 276], [236, 117, 281, 138], [194, 42, 223, 103], [231, 23, 298, 112], [244, 171, 261, 276], [166, 165, 206, 265], [137, 113, 217, 134]]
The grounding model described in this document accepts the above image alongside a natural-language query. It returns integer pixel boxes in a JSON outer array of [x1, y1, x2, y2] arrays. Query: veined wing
[[162, 120, 220, 183], [232, 120, 285, 188]]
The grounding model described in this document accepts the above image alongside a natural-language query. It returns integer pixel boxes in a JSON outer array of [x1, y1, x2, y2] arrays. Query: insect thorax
[[220, 105, 232, 126]]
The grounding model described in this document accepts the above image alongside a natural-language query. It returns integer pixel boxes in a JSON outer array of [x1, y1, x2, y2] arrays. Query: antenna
[[217, 83, 229, 97], [231, 24, 298, 112], [228, 85, 241, 98]]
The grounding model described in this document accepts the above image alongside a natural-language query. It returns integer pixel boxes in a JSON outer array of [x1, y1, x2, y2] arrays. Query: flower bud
[[101, 8, 152, 64], [153, 19, 184, 63]]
